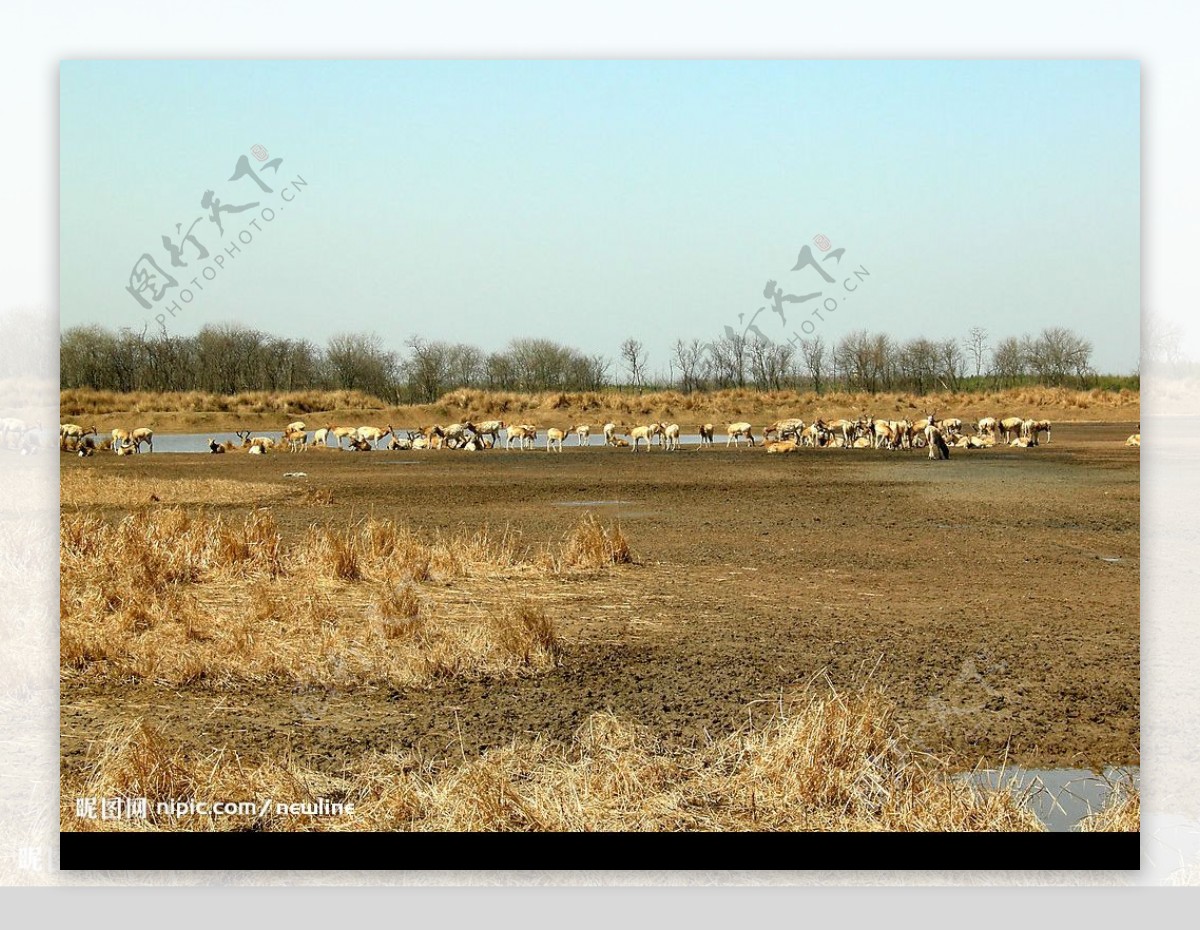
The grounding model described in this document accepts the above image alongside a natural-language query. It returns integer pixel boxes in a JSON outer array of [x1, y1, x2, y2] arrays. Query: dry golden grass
[[556, 514, 633, 570], [438, 386, 1139, 422], [297, 486, 336, 506], [60, 387, 387, 418], [61, 719, 346, 832], [60, 469, 290, 509], [62, 686, 1140, 832], [60, 508, 623, 688], [60, 385, 1140, 433], [1077, 778, 1140, 832]]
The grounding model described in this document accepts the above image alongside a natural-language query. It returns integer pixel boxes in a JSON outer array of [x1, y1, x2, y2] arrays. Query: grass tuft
[[61, 508, 620, 688], [62, 687, 1141, 832]]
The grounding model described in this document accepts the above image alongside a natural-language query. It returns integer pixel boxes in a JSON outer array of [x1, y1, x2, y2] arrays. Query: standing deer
[[925, 413, 950, 460]]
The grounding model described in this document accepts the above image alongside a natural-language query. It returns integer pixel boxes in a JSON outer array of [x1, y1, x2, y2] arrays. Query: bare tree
[[326, 331, 399, 400], [1066, 332, 1094, 385], [798, 335, 827, 394], [847, 332, 883, 391], [405, 336, 454, 402], [484, 351, 516, 390], [1027, 327, 1093, 387], [937, 338, 965, 391], [57, 319, 1115, 399], [990, 335, 1026, 387], [708, 330, 748, 388], [868, 333, 893, 391], [581, 354, 611, 391], [966, 326, 989, 379], [898, 337, 937, 394], [195, 323, 269, 395], [445, 343, 484, 390], [748, 337, 795, 391], [836, 330, 879, 391], [620, 338, 649, 391], [262, 337, 321, 392], [673, 338, 707, 394]]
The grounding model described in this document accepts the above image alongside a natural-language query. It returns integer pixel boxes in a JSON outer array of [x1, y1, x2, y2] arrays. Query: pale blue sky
[[60, 60, 1140, 374]]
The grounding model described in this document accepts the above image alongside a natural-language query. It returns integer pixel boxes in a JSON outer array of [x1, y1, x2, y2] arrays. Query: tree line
[[59, 325, 608, 401], [59, 322, 1107, 399], [689, 324, 1099, 394]]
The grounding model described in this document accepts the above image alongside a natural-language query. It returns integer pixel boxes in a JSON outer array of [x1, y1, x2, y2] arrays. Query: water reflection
[[963, 766, 1138, 832]]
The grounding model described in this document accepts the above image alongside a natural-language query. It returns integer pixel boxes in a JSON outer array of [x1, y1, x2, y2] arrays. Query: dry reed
[[60, 385, 1140, 434], [61, 687, 1137, 832], [1076, 777, 1140, 832], [61, 508, 622, 688]]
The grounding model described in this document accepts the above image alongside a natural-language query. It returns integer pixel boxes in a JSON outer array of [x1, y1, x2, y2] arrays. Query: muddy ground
[[60, 421, 1140, 778]]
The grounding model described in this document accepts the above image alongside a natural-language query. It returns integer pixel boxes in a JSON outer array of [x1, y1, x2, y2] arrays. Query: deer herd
[[57, 413, 1140, 460], [59, 425, 155, 457]]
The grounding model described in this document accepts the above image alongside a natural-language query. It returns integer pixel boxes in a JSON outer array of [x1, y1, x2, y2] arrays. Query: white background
[[2, 0, 1195, 915]]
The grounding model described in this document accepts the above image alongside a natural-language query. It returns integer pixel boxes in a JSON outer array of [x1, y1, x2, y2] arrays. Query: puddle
[[98, 432, 434, 454], [962, 766, 1139, 832], [92, 432, 725, 454], [136, 432, 250, 453]]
